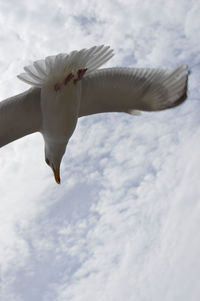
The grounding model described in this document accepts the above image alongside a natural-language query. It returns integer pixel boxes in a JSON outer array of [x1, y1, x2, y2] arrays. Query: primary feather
[[80, 65, 188, 116]]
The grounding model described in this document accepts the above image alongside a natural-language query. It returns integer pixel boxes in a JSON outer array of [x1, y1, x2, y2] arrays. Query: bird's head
[[44, 141, 67, 184]]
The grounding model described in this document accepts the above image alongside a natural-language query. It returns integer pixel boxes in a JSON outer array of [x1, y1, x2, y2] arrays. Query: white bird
[[0, 45, 188, 184]]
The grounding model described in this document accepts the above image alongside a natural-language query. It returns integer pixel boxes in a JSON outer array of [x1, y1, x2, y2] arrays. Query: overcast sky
[[0, 0, 200, 300]]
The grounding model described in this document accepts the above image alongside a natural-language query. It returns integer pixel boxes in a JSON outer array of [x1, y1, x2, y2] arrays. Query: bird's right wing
[[79, 66, 188, 117], [0, 88, 42, 147]]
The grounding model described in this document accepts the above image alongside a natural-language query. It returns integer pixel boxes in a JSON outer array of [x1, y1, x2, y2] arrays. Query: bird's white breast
[[41, 81, 81, 144]]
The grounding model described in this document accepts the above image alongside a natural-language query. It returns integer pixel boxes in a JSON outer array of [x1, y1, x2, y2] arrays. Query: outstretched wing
[[79, 65, 188, 117], [0, 65, 188, 147], [0, 88, 41, 147]]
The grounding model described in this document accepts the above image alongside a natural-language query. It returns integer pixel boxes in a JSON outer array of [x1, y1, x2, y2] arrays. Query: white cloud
[[0, 0, 200, 300]]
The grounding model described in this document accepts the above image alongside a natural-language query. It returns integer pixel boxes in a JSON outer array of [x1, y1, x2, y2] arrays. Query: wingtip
[[169, 69, 189, 109]]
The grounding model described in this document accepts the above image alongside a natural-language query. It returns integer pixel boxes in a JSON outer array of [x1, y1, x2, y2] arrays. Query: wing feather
[[79, 66, 188, 117], [0, 88, 41, 147]]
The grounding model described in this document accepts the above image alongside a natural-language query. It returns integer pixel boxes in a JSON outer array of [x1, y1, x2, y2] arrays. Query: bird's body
[[0, 45, 189, 183], [41, 83, 80, 143]]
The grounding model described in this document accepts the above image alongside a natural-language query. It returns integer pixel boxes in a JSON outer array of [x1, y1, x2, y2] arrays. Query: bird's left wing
[[0, 88, 42, 147], [79, 66, 188, 117]]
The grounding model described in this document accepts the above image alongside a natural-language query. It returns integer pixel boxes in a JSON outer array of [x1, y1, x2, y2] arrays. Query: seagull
[[0, 45, 188, 184]]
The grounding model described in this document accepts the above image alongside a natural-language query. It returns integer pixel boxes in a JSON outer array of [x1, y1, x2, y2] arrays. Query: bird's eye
[[45, 158, 50, 166]]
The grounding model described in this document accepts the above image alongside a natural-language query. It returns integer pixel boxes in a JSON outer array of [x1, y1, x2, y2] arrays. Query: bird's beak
[[52, 167, 61, 184]]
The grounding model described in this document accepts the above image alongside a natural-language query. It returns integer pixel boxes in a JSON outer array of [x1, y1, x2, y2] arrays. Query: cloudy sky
[[0, 0, 200, 300]]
